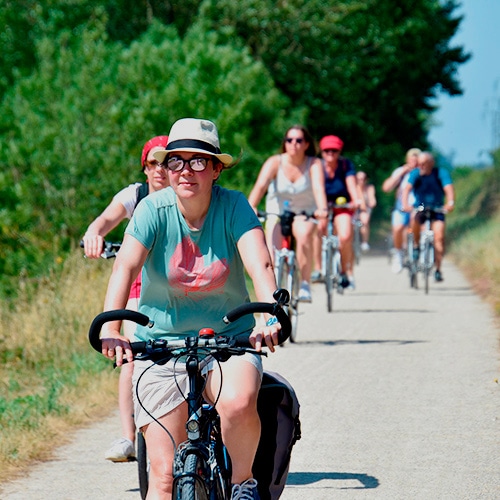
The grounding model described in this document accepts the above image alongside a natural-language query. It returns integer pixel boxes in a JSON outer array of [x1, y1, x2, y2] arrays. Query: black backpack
[[135, 182, 149, 210], [253, 371, 302, 500]]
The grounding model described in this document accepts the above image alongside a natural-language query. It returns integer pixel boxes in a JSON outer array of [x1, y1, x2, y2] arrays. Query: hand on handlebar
[[82, 234, 105, 259], [250, 321, 281, 353], [101, 333, 133, 367]]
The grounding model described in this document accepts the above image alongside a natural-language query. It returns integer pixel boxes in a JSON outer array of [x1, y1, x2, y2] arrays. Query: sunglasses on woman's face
[[165, 156, 209, 172], [285, 137, 304, 144]]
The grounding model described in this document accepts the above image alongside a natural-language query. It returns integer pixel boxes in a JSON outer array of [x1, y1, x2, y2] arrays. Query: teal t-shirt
[[125, 185, 261, 341]]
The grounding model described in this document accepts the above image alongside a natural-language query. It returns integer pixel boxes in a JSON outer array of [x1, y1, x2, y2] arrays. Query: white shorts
[[132, 353, 263, 429]]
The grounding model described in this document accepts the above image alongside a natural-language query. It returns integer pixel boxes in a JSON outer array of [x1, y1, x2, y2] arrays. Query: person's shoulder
[[141, 186, 176, 208], [213, 184, 246, 202]]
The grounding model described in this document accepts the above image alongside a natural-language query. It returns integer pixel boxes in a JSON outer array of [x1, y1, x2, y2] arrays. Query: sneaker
[[360, 242, 370, 252], [434, 269, 444, 282], [298, 281, 312, 302], [339, 273, 350, 289], [231, 478, 260, 500], [311, 270, 323, 283], [104, 437, 135, 462], [347, 276, 356, 290], [390, 249, 404, 274]]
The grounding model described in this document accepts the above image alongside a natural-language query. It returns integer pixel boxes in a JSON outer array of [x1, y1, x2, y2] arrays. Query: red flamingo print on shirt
[[170, 236, 229, 296]]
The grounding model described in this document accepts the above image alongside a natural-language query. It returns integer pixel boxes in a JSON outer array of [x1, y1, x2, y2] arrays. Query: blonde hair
[[405, 148, 421, 161]]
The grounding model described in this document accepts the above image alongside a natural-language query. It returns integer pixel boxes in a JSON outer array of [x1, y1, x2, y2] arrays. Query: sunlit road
[[1, 251, 499, 499]]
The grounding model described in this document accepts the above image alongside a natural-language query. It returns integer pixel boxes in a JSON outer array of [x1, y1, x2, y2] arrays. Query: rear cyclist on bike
[[247, 125, 327, 303], [98, 118, 282, 500], [312, 135, 363, 289], [82, 135, 169, 462], [401, 151, 455, 282]]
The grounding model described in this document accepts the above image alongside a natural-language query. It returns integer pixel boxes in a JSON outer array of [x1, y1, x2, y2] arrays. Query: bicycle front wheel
[[174, 452, 209, 500], [137, 432, 149, 500], [423, 241, 434, 295], [324, 244, 333, 313]]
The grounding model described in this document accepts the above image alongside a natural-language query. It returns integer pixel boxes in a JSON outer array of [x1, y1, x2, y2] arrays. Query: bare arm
[[237, 227, 280, 352], [347, 175, 363, 209], [101, 233, 149, 364], [309, 158, 328, 233], [247, 156, 279, 211], [382, 166, 407, 193], [443, 184, 455, 213], [83, 199, 128, 258], [401, 182, 413, 212], [367, 184, 377, 208]]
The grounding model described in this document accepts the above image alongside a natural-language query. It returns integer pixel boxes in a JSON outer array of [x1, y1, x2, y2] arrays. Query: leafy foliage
[[0, 16, 298, 296], [199, 0, 469, 182]]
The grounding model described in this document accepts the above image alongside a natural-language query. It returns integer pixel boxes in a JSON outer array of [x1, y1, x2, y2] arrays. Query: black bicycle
[[258, 207, 315, 343], [88, 290, 291, 500]]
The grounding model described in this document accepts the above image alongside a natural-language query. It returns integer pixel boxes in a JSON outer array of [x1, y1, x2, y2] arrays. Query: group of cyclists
[[383, 148, 455, 282], [82, 119, 454, 500]]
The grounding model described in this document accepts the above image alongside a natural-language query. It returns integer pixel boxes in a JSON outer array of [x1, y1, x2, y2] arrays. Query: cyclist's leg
[[292, 216, 316, 284], [116, 296, 140, 446], [391, 211, 408, 273], [432, 218, 446, 272], [359, 209, 370, 244], [311, 226, 323, 279], [265, 214, 281, 263], [334, 212, 354, 279], [205, 355, 262, 485], [141, 403, 188, 496]]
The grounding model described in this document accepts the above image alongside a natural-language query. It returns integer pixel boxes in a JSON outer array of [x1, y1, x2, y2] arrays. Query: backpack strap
[[135, 182, 149, 210], [432, 167, 444, 194]]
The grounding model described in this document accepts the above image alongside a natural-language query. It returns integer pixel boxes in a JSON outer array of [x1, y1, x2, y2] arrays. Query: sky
[[428, 0, 500, 166]]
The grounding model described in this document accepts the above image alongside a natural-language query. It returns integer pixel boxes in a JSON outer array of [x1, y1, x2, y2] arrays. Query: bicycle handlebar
[[80, 239, 122, 259], [88, 289, 292, 355], [415, 205, 447, 214]]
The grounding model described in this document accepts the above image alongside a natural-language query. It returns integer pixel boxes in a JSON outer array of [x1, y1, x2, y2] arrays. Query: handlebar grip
[[88, 309, 152, 352], [223, 302, 291, 346]]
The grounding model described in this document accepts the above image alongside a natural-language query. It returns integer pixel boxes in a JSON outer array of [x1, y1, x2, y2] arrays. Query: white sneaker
[[231, 478, 260, 499], [390, 249, 404, 274], [104, 437, 135, 462], [360, 242, 370, 252], [347, 276, 356, 290], [298, 281, 312, 302]]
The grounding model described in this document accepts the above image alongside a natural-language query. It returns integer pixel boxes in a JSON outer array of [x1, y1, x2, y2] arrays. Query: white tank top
[[265, 155, 316, 213]]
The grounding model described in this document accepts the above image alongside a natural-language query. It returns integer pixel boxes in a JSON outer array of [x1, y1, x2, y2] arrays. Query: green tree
[[0, 17, 299, 296], [199, 0, 469, 182]]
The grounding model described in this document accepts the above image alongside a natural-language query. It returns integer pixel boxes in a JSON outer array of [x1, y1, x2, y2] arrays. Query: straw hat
[[153, 118, 233, 167]]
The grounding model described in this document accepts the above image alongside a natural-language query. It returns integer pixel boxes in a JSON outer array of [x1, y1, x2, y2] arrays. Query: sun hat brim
[[153, 140, 233, 167]]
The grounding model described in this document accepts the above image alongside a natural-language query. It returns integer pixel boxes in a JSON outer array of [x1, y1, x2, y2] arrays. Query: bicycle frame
[[273, 212, 300, 343], [416, 206, 437, 294], [322, 206, 344, 312]]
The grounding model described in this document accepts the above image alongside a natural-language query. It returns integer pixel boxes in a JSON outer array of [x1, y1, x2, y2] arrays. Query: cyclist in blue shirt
[[402, 151, 455, 282], [99, 118, 281, 500]]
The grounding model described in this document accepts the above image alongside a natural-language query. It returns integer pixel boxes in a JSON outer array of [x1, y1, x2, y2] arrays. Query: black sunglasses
[[164, 156, 209, 172], [322, 149, 340, 154], [285, 138, 304, 144]]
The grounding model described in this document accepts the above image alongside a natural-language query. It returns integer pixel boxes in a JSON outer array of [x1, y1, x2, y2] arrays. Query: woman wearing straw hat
[[98, 118, 281, 499]]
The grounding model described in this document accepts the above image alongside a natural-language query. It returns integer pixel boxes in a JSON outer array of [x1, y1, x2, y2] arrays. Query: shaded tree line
[[0, 0, 469, 298]]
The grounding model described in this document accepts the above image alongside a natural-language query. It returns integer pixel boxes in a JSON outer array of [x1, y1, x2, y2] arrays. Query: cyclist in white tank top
[[265, 155, 317, 214], [248, 125, 328, 303]]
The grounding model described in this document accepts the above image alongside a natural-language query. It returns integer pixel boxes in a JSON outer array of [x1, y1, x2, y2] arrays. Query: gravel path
[[1, 252, 498, 499]]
